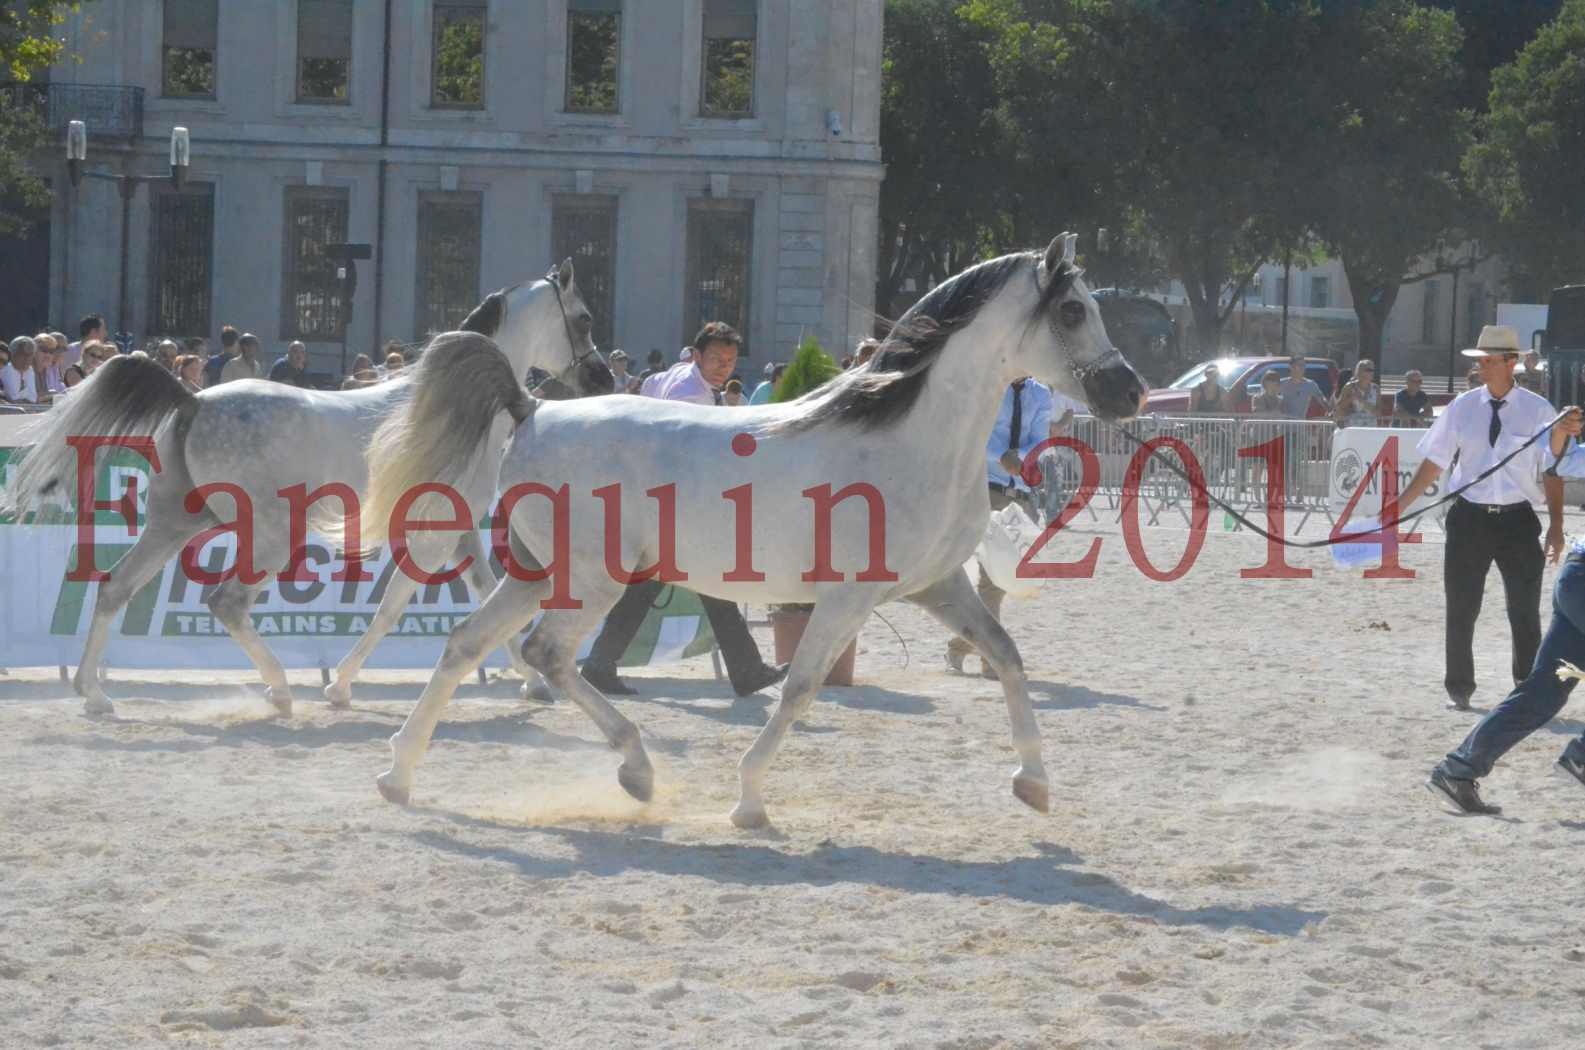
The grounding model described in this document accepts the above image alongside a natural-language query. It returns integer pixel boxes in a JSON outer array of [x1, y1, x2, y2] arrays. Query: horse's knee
[[982, 633, 1023, 675], [205, 583, 254, 630], [520, 626, 574, 671]]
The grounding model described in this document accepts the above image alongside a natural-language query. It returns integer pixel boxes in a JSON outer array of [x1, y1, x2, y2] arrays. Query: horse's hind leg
[[519, 592, 653, 802], [907, 568, 1047, 814], [731, 592, 877, 829], [324, 566, 417, 708], [74, 523, 194, 715], [206, 577, 294, 716], [379, 573, 548, 805]]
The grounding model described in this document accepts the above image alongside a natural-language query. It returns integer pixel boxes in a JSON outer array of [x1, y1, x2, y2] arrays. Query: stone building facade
[[18, 1, 882, 373]]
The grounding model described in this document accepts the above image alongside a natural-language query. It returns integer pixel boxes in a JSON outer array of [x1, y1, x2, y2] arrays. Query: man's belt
[[1457, 497, 1533, 514]]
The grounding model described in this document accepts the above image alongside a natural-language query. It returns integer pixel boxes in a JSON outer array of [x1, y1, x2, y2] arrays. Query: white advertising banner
[[0, 442, 715, 671], [1327, 427, 1442, 518]]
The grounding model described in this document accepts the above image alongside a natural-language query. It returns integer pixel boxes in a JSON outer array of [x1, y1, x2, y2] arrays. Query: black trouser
[[1444, 498, 1545, 703], [585, 578, 767, 681]]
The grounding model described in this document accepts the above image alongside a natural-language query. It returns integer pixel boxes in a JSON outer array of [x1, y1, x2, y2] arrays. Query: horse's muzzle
[[1083, 362, 1148, 421]]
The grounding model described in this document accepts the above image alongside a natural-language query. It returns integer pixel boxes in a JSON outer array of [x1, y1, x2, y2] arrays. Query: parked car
[[1144, 356, 1340, 417]]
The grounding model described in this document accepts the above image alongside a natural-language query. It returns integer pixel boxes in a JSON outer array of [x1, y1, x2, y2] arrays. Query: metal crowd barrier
[[1041, 415, 1338, 531]]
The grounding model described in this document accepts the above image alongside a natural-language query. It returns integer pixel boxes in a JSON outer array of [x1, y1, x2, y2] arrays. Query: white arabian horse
[[351, 234, 1145, 827], [5, 262, 611, 716]]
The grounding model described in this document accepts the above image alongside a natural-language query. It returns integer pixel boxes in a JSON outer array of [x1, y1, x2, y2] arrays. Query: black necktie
[[1008, 380, 1026, 454], [1489, 398, 1505, 447]]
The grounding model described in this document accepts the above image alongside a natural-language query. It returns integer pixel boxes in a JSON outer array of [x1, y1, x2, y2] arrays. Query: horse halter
[[544, 265, 602, 373]]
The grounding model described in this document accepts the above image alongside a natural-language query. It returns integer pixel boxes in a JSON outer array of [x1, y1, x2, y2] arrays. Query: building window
[[297, 0, 353, 103], [162, 0, 218, 98], [148, 183, 214, 337], [701, 0, 756, 117], [1309, 275, 1329, 309], [684, 198, 753, 348], [551, 194, 617, 351], [282, 187, 349, 341], [432, 2, 485, 109], [1421, 278, 1441, 344], [415, 192, 483, 338], [565, 0, 620, 114]]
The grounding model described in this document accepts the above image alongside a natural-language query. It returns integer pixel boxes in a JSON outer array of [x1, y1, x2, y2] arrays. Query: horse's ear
[[1042, 236, 1064, 276], [460, 291, 503, 336], [558, 257, 575, 290]]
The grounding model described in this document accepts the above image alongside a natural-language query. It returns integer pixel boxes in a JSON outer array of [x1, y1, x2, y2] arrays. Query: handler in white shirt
[[1388, 325, 1564, 711]]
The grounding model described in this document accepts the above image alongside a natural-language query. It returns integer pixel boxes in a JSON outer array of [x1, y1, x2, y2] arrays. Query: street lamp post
[[1445, 240, 1482, 389], [66, 120, 190, 348]]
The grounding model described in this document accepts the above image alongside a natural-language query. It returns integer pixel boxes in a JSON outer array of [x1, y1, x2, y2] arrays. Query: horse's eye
[[1059, 300, 1087, 327], [578, 313, 593, 332]]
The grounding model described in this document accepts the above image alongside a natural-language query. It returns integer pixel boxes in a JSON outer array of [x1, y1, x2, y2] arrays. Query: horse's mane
[[776, 251, 1040, 433]]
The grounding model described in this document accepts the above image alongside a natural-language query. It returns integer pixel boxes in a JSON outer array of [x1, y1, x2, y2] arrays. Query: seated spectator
[[64, 314, 105, 369], [155, 339, 180, 372], [33, 333, 65, 395], [2, 336, 42, 403], [342, 353, 380, 389], [750, 363, 785, 405], [268, 340, 313, 388], [1250, 370, 1284, 415], [638, 349, 665, 382], [723, 378, 746, 406], [381, 350, 405, 379], [1392, 369, 1433, 426], [175, 353, 206, 393], [607, 349, 640, 394], [205, 325, 240, 386], [220, 332, 264, 383], [1334, 359, 1379, 428]]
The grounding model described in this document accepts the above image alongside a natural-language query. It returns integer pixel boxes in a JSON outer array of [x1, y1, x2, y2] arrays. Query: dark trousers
[[586, 578, 766, 680], [1443, 498, 1545, 703], [1442, 552, 1585, 780]]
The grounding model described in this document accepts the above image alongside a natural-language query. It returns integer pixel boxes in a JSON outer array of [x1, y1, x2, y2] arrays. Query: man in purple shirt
[[579, 322, 787, 698]]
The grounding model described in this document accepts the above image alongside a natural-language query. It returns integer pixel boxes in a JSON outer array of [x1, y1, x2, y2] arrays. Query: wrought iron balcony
[[1, 82, 144, 141]]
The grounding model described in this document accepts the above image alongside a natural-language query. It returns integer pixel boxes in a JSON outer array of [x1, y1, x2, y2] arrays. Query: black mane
[[783, 252, 1038, 432], [460, 291, 504, 337]]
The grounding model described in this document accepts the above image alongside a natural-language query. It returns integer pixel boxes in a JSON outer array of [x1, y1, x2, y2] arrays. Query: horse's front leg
[[907, 568, 1047, 814], [457, 530, 550, 701], [731, 591, 879, 829]]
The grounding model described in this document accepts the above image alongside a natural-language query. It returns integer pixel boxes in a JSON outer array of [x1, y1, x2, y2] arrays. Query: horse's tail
[[3, 354, 196, 518], [349, 331, 534, 548]]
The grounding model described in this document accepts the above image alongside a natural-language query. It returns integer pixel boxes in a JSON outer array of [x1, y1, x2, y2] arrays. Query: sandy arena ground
[[5, 511, 1585, 1049]]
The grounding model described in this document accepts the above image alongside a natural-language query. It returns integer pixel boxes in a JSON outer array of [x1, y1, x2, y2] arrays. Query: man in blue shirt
[[1429, 405, 1585, 814], [947, 377, 1051, 678]]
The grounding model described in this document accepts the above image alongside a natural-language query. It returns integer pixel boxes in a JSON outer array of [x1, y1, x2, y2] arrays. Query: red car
[[1144, 356, 1341, 417]]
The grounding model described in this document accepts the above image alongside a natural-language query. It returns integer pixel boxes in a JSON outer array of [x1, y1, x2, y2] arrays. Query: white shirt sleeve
[[1415, 395, 1462, 470]]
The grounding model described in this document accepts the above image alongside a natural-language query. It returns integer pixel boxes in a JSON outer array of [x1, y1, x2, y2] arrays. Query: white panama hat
[[1460, 324, 1523, 358]]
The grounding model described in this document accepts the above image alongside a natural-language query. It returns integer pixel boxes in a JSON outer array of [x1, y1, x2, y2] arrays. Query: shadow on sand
[[1025, 679, 1165, 713], [408, 817, 1325, 936]]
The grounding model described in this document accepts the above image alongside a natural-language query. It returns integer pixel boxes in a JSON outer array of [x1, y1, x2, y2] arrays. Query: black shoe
[[581, 663, 636, 696], [946, 650, 967, 674], [731, 662, 788, 697], [1445, 693, 1473, 711], [1427, 767, 1501, 815], [1557, 752, 1585, 790]]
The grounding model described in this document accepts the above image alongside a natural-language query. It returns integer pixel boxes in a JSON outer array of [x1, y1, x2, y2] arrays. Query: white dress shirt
[[0, 362, 39, 403], [648, 361, 716, 406], [986, 379, 1054, 488], [1416, 383, 1555, 506]]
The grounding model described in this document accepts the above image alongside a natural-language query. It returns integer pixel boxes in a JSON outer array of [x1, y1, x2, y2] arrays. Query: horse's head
[[1028, 233, 1146, 421], [463, 260, 614, 397]]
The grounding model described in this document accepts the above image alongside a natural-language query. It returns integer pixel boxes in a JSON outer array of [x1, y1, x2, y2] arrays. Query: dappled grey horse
[[6, 261, 611, 716]]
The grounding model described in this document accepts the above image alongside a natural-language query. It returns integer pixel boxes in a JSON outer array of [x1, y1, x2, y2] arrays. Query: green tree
[[1467, 0, 1585, 298], [966, 0, 1317, 356], [1, 1, 79, 239], [772, 335, 840, 403], [877, 0, 1010, 321], [1305, 1, 1468, 366]]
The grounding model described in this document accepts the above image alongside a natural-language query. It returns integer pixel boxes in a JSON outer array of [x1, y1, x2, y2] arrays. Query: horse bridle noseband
[[544, 265, 602, 374]]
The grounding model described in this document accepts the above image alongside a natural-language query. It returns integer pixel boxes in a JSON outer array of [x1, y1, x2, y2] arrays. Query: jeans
[[1441, 552, 1585, 780], [1442, 498, 1544, 703]]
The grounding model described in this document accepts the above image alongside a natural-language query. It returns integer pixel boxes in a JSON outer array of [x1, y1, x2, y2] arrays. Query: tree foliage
[[1467, 0, 1585, 298], [771, 335, 840, 403], [0, 1, 78, 239]]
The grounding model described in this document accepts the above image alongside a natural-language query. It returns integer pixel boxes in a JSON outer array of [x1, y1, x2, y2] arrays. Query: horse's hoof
[[375, 772, 411, 806], [1013, 774, 1050, 814], [522, 678, 553, 703], [617, 763, 653, 803], [266, 688, 294, 718], [323, 682, 352, 709], [729, 801, 768, 829], [82, 697, 115, 717]]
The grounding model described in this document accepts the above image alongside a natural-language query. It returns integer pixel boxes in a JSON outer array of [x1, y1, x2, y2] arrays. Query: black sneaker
[[581, 663, 636, 696], [1556, 752, 1585, 790], [731, 662, 788, 697], [1427, 767, 1502, 815], [1445, 694, 1473, 712]]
